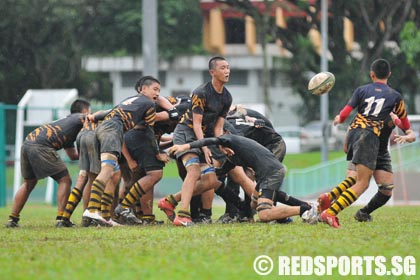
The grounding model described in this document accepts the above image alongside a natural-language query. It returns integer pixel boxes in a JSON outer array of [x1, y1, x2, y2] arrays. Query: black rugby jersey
[[348, 82, 407, 136], [241, 108, 274, 129], [154, 96, 190, 142], [25, 113, 86, 150], [179, 82, 232, 134], [227, 118, 282, 147], [189, 134, 282, 181], [104, 94, 156, 131]]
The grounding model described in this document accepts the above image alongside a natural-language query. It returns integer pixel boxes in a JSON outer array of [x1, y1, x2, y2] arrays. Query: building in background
[[82, 0, 355, 126]]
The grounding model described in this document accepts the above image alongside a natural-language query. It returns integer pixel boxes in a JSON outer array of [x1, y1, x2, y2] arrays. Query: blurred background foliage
[[0, 0, 419, 122]]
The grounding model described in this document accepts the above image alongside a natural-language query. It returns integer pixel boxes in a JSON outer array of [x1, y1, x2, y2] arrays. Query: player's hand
[[250, 200, 257, 210], [394, 134, 415, 144], [394, 135, 406, 144], [250, 191, 258, 210], [156, 152, 170, 163], [333, 114, 341, 126], [86, 114, 95, 122], [221, 147, 235, 157], [168, 144, 188, 155], [168, 107, 180, 121], [202, 146, 213, 165], [128, 160, 139, 172], [253, 119, 265, 127]]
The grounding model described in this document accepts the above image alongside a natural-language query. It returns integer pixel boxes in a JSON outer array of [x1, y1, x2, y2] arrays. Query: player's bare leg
[[6, 178, 37, 227]]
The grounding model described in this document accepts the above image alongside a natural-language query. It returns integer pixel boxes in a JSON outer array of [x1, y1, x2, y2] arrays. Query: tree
[[400, 21, 420, 69], [0, 0, 203, 104], [216, 0, 418, 122], [279, 0, 417, 121]]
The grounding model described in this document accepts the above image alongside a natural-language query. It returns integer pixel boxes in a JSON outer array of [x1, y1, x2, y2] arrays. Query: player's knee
[[148, 170, 163, 184], [378, 186, 393, 196], [100, 154, 118, 174], [183, 157, 200, 169], [378, 183, 394, 192], [201, 165, 215, 176], [56, 174, 72, 186], [113, 163, 120, 173]]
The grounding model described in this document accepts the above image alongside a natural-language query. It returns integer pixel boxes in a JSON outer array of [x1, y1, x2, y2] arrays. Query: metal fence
[[283, 141, 420, 204], [1, 103, 420, 206]]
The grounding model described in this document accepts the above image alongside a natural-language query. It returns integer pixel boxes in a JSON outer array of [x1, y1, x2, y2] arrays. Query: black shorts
[[256, 170, 285, 193], [125, 129, 164, 172], [21, 142, 67, 180], [376, 150, 392, 173], [76, 130, 101, 174], [266, 139, 286, 163], [172, 124, 202, 160], [208, 145, 226, 164], [95, 120, 124, 156], [346, 128, 379, 170]]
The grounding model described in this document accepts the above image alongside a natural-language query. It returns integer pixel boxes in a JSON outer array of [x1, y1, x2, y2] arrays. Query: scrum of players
[[5, 57, 415, 228]]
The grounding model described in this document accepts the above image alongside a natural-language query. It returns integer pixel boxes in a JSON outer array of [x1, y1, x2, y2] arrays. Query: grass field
[[4, 151, 345, 187], [2, 150, 418, 279], [0, 204, 419, 279]]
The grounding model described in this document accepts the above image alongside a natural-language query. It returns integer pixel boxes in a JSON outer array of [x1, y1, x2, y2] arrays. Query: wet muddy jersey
[[154, 96, 190, 142], [189, 134, 281, 180], [104, 94, 156, 131], [179, 82, 232, 135], [80, 109, 110, 132], [348, 83, 407, 136], [25, 113, 86, 150]]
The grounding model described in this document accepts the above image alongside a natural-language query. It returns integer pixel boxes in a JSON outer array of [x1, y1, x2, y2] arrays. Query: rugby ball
[[308, 72, 335, 96]]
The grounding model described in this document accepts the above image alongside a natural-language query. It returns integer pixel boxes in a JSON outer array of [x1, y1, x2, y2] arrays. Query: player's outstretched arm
[[394, 129, 416, 144], [168, 144, 191, 155]]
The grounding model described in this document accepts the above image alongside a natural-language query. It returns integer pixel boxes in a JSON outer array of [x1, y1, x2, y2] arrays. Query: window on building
[[202, 70, 248, 86], [229, 70, 248, 85], [225, 18, 245, 44], [257, 70, 286, 87], [122, 72, 142, 88], [172, 90, 191, 98]]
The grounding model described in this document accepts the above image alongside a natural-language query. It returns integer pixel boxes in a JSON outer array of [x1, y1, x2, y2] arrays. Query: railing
[[283, 141, 420, 199]]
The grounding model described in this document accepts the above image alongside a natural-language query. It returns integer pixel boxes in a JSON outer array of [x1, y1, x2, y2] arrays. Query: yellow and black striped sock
[[56, 211, 64, 221], [100, 191, 114, 221], [121, 182, 146, 208], [63, 188, 82, 220], [329, 176, 356, 201], [327, 188, 358, 215], [177, 209, 191, 218], [166, 194, 178, 207], [87, 179, 106, 212], [135, 201, 143, 218]]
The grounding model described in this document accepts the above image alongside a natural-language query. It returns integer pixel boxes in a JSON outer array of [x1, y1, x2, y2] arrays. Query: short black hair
[[134, 76, 160, 93], [70, 99, 90, 114], [208, 56, 227, 70], [370, 59, 391, 79]]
